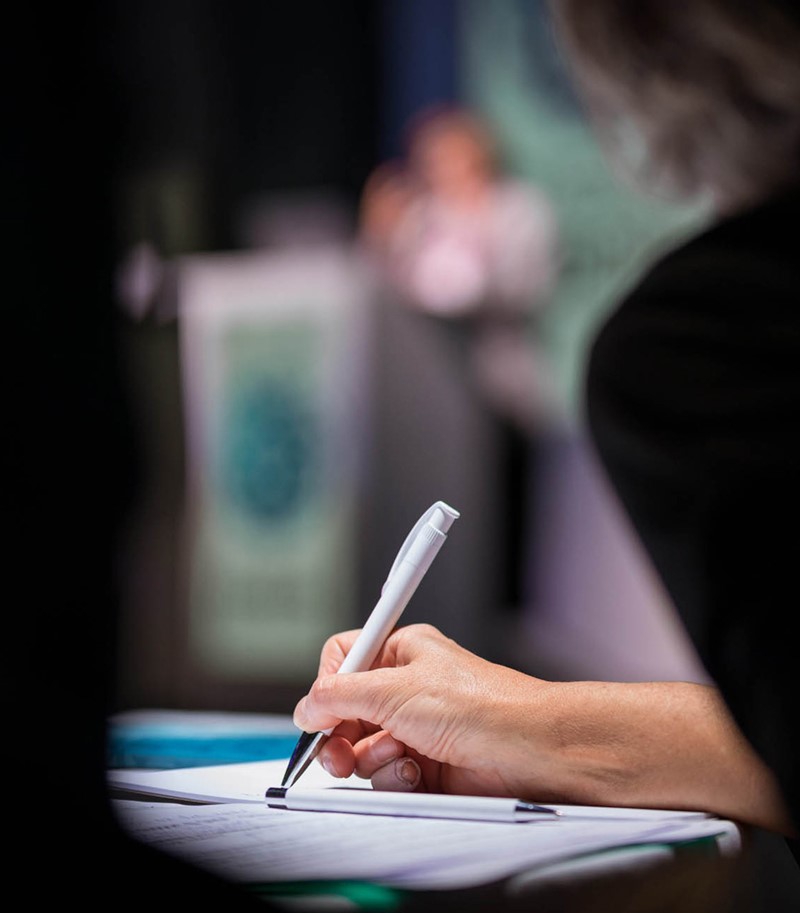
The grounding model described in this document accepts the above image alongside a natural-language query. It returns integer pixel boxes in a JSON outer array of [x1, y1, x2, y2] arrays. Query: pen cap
[[399, 522, 445, 573], [385, 501, 460, 586], [428, 501, 460, 535]]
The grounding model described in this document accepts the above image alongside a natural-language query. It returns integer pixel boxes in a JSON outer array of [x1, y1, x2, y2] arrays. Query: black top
[[586, 186, 800, 841]]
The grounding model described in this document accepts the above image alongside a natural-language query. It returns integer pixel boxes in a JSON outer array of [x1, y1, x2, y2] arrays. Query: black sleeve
[[585, 239, 800, 834]]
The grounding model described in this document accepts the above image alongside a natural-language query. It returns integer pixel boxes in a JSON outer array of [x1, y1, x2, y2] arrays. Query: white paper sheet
[[108, 758, 740, 890], [107, 757, 356, 803], [112, 798, 740, 890]]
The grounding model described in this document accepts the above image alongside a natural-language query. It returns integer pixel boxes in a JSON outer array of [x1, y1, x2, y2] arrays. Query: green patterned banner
[[179, 248, 369, 681]]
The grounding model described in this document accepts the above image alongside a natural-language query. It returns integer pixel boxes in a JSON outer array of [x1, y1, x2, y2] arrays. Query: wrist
[[505, 680, 634, 806]]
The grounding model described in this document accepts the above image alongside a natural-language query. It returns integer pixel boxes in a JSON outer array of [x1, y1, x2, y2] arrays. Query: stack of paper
[[108, 759, 741, 891]]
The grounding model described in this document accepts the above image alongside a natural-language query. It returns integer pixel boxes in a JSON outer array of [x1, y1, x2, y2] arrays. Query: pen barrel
[[273, 788, 525, 822], [338, 525, 446, 675]]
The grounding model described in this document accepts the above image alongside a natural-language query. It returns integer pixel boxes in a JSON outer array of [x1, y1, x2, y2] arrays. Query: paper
[[112, 798, 740, 891], [108, 757, 740, 890], [107, 757, 356, 803], [106, 758, 714, 821]]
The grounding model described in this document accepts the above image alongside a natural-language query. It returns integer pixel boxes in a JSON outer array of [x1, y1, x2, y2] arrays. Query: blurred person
[[360, 106, 560, 432], [359, 107, 562, 611], [359, 159, 417, 266], [394, 107, 557, 323], [293, 0, 800, 876]]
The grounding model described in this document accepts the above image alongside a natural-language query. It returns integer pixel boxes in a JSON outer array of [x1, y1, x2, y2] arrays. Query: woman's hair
[[548, 0, 800, 211]]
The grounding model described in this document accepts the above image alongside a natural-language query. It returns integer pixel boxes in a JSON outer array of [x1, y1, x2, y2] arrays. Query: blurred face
[[411, 121, 492, 199], [360, 165, 415, 243]]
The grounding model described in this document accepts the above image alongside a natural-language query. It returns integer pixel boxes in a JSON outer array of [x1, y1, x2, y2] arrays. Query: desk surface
[[107, 709, 797, 912]]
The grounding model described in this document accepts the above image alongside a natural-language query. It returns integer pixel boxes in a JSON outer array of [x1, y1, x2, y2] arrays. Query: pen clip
[[382, 501, 458, 592]]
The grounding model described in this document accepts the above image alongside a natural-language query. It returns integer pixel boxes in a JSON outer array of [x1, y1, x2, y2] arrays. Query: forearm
[[298, 626, 793, 835], [508, 679, 793, 834]]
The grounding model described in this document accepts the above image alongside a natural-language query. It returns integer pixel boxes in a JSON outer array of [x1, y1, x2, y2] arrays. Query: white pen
[[280, 501, 460, 788], [266, 787, 560, 823]]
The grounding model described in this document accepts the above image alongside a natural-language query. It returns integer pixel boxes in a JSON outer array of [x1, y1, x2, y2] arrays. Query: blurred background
[[95, 0, 715, 717]]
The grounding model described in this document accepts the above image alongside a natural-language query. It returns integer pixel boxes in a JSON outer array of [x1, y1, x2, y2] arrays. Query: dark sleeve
[[585, 242, 800, 832]]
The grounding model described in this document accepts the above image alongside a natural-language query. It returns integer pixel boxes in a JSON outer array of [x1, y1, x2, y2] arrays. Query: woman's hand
[[293, 623, 553, 799], [293, 623, 795, 834]]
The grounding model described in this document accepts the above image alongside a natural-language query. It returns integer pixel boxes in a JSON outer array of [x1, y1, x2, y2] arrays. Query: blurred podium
[[160, 245, 513, 711]]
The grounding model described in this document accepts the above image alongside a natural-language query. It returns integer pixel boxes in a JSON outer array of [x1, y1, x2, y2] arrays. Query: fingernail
[[320, 754, 336, 777], [397, 758, 421, 787], [373, 738, 400, 764], [293, 698, 308, 730]]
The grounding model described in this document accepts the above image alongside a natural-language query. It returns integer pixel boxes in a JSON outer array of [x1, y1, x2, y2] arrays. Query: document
[[112, 798, 739, 891], [107, 757, 358, 803], [108, 759, 741, 890]]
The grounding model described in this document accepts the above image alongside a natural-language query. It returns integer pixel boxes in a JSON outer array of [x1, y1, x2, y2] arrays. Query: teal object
[[222, 378, 316, 524], [250, 881, 403, 910], [107, 728, 298, 769]]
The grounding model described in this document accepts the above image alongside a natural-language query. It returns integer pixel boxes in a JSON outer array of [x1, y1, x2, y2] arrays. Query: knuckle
[[414, 622, 438, 637], [311, 674, 338, 703], [321, 633, 343, 657], [401, 622, 440, 643]]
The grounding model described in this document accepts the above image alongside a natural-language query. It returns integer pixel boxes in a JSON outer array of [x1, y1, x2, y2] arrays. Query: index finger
[[317, 629, 362, 677], [318, 623, 445, 678]]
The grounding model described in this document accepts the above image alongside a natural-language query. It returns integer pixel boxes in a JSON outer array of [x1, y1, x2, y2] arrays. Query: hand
[[292, 623, 796, 833], [293, 623, 556, 798]]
